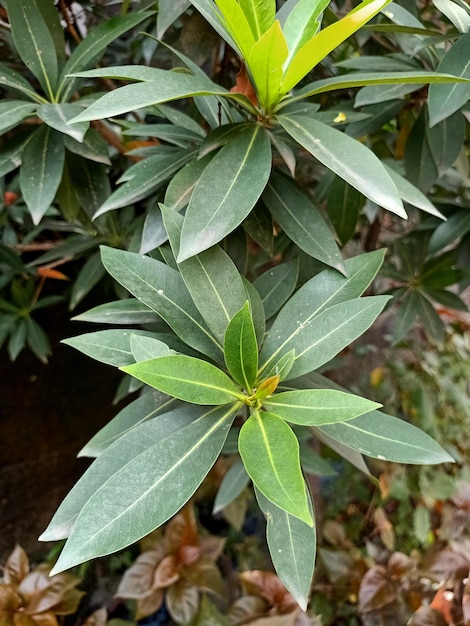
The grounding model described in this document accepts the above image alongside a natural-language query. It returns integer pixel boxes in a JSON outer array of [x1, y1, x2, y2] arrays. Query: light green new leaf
[[47, 404, 238, 571], [282, 0, 329, 69], [224, 302, 258, 391], [214, 0, 256, 58], [239, 0, 275, 39], [20, 126, 65, 225], [253, 260, 299, 320], [95, 149, 194, 218], [428, 32, 470, 126], [70, 73, 231, 123], [280, 0, 393, 94], [264, 389, 381, 425], [79, 390, 177, 457], [62, 329, 159, 367], [239, 410, 312, 525], [0, 63, 44, 104], [37, 104, 90, 142], [316, 412, 454, 464], [162, 204, 248, 342], [255, 487, 315, 612], [100, 247, 222, 362], [262, 296, 390, 380], [179, 124, 272, 260], [260, 250, 385, 371], [279, 115, 406, 217], [213, 459, 250, 513], [72, 300, 157, 325], [7, 0, 58, 100], [262, 172, 344, 271], [122, 355, 245, 404], [248, 21, 288, 109], [59, 12, 155, 101], [0, 101, 36, 136]]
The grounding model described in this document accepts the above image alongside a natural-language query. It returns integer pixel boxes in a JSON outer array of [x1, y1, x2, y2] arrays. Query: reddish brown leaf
[[388, 553, 414, 579], [199, 535, 225, 562], [153, 555, 180, 589], [239, 571, 297, 614], [430, 587, 456, 624], [358, 565, 397, 613], [227, 595, 268, 624], [0, 584, 23, 615], [408, 606, 449, 626], [229, 62, 258, 107], [183, 558, 225, 596], [422, 549, 470, 581], [4, 191, 19, 206], [135, 589, 164, 621], [116, 548, 165, 599], [166, 579, 199, 625], [179, 545, 201, 567], [4, 546, 30, 586], [166, 505, 199, 556]]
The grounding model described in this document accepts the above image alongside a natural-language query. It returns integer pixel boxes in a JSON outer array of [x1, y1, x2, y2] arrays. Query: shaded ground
[[0, 309, 121, 563]]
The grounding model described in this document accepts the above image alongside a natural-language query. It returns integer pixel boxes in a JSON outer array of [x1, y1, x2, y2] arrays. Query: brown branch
[[58, 0, 81, 45]]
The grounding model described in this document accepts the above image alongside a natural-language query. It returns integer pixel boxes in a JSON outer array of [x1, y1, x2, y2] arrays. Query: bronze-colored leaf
[[421, 549, 470, 581], [4, 546, 30, 586], [153, 555, 180, 589], [199, 535, 226, 562], [166, 505, 199, 556], [229, 62, 258, 107], [0, 584, 23, 623], [227, 595, 268, 625], [247, 613, 298, 626], [116, 549, 165, 598], [239, 571, 297, 614], [166, 579, 199, 625], [12, 613, 39, 626], [135, 589, 164, 621], [178, 545, 200, 567], [183, 558, 225, 596], [82, 607, 108, 626], [388, 553, 414, 579], [358, 565, 397, 613], [22, 567, 82, 616], [51, 588, 86, 616], [408, 607, 448, 626]]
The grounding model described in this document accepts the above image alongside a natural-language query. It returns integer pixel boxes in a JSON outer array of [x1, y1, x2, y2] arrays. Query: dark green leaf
[[70, 253, 105, 310], [72, 299, 158, 325], [404, 108, 438, 193], [253, 260, 299, 320], [179, 124, 272, 260], [415, 291, 445, 343], [427, 111, 465, 177], [64, 129, 111, 165], [0, 62, 43, 103], [239, 410, 312, 525], [20, 126, 65, 224], [213, 459, 250, 513], [0, 101, 36, 136], [164, 155, 212, 211], [25, 316, 51, 363], [224, 302, 258, 391], [393, 290, 420, 344], [322, 173, 364, 246], [263, 172, 344, 270], [122, 355, 245, 404], [37, 103, 90, 142], [428, 210, 470, 255], [48, 404, 238, 572], [279, 115, 406, 217]]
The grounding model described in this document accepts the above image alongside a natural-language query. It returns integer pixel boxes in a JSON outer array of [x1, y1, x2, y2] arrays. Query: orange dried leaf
[[230, 62, 258, 107], [430, 587, 454, 624], [36, 268, 69, 281]]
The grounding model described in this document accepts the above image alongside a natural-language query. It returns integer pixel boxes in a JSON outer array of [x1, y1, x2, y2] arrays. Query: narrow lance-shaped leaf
[[382, 163, 444, 219], [162, 205, 249, 343], [253, 260, 299, 320], [316, 411, 454, 465], [224, 302, 258, 391], [122, 355, 245, 405], [20, 126, 65, 225], [100, 246, 223, 362], [48, 403, 239, 573], [36, 104, 90, 142], [263, 172, 344, 271], [239, 409, 312, 525], [0, 62, 45, 103], [7, 0, 59, 99], [279, 115, 406, 218], [255, 487, 315, 612], [213, 459, 250, 513], [280, 0, 393, 94], [72, 300, 157, 325], [247, 21, 288, 109], [40, 403, 203, 540], [214, 0, 257, 59], [239, 0, 275, 39], [0, 101, 37, 136], [264, 389, 381, 425], [179, 124, 272, 261]]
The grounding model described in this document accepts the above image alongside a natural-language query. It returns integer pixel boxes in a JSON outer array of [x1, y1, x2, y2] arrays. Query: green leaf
[[259, 250, 386, 373], [139, 206, 168, 255], [72, 300, 158, 325], [213, 459, 250, 513], [322, 173, 363, 245], [122, 122, 203, 148], [280, 0, 393, 94], [164, 155, 212, 211], [69, 252, 106, 310], [157, 0, 191, 38], [66, 154, 111, 218], [20, 126, 65, 225], [25, 316, 51, 363], [214, 0, 256, 58], [382, 163, 444, 219], [0, 62, 44, 103], [58, 12, 156, 101], [433, 0, 470, 32], [122, 355, 245, 404], [43, 403, 234, 550], [260, 349, 296, 382], [100, 247, 223, 362], [255, 487, 315, 612], [239, 0, 275, 39], [179, 124, 272, 260], [242, 277, 266, 348], [7, 0, 59, 99], [239, 410, 312, 525], [64, 129, 111, 165], [299, 441, 336, 476], [36, 104, 90, 142], [428, 210, 470, 255], [62, 329, 159, 367], [247, 20, 288, 109], [354, 83, 421, 107], [392, 290, 420, 343], [263, 172, 344, 271], [316, 412, 454, 464], [162, 205, 249, 344], [404, 109, 438, 193], [189, 0, 239, 51], [426, 111, 465, 177], [130, 335, 172, 362], [264, 389, 381, 425], [224, 302, 258, 391], [94, 149, 194, 218], [0, 101, 36, 136], [70, 72, 231, 122], [282, 0, 329, 69], [279, 115, 406, 218], [415, 291, 445, 343], [79, 390, 177, 457], [253, 260, 299, 320], [428, 32, 470, 125]]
